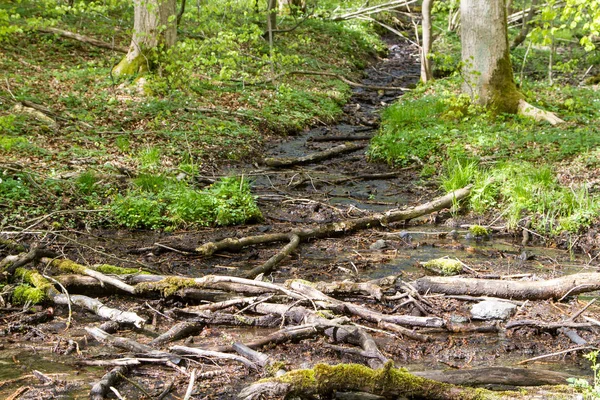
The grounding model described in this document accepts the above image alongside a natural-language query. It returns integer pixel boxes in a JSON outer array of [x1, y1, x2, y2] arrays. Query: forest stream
[[1, 36, 598, 400]]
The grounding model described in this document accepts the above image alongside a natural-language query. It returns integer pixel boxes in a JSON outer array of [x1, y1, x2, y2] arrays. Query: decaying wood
[[506, 319, 592, 330], [264, 143, 367, 168], [378, 321, 431, 342], [0, 246, 58, 276], [149, 322, 204, 346], [43, 258, 136, 294], [413, 272, 600, 301], [85, 327, 177, 361], [414, 366, 572, 387], [19, 268, 146, 327], [238, 362, 493, 400], [90, 365, 129, 400], [36, 27, 128, 53], [196, 186, 472, 257]]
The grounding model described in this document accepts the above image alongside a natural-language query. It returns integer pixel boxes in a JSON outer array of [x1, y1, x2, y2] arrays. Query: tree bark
[[113, 0, 178, 76], [413, 272, 600, 301], [461, 0, 521, 113], [420, 0, 434, 83]]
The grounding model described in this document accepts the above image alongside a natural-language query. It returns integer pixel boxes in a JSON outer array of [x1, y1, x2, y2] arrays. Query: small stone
[[471, 300, 517, 320], [369, 239, 387, 250], [398, 231, 412, 241]]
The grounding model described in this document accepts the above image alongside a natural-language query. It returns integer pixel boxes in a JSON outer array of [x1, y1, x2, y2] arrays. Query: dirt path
[[1, 38, 598, 399]]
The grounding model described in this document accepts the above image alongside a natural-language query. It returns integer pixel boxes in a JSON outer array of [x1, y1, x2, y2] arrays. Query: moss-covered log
[[238, 362, 499, 400]]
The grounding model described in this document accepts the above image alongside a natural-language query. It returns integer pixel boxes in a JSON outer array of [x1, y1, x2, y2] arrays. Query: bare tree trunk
[[113, 0, 178, 76], [461, 0, 521, 113], [420, 0, 434, 83]]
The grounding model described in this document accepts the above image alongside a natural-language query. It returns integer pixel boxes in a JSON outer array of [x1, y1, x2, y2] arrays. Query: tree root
[[517, 99, 565, 125]]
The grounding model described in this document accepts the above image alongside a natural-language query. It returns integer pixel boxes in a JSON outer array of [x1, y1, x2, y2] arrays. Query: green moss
[[12, 284, 46, 304], [488, 51, 522, 114], [0, 238, 26, 253], [265, 361, 287, 376], [49, 259, 86, 274], [269, 362, 493, 399], [94, 264, 149, 275], [421, 258, 463, 276], [14, 268, 56, 297], [135, 276, 197, 297], [112, 53, 149, 77], [469, 225, 489, 236]]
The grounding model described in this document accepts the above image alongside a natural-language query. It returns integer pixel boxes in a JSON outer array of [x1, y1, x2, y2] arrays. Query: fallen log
[[36, 27, 128, 53], [413, 366, 572, 387], [43, 258, 136, 294], [412, 273, 600, 301], [149, 322, 204, 347], [238, 362, 495, 400], [16, 268, 146, 327]]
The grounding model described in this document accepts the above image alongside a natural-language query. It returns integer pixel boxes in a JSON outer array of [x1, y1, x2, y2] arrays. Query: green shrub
[[110, 176, 262, 229]]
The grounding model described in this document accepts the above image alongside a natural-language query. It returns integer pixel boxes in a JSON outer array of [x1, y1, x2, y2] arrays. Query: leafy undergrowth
[[369, 77, 600, 236], [0, 0, 383, 229]]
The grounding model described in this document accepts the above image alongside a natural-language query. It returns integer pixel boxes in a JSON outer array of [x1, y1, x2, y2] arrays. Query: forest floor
[[2, 30, 600, 399]]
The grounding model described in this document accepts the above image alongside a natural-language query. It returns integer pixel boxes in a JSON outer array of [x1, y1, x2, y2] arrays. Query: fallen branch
[[149, 322, 204, 347], [43, 258, 136, 294], [86, 327, 178, 361], [244, 234, 300, 279], [264, 143, 367, 168], [170, 345, 257, 370], [331, 0, 418, 21], [36, 27, 127, 53], [197, 186, 472, 257]]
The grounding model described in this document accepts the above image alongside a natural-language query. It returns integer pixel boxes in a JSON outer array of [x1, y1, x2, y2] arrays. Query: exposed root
[[517, 99, 565, 125]]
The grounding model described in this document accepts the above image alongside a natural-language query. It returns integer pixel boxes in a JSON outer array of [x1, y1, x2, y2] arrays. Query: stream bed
[[1, 36, 598, 399]]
